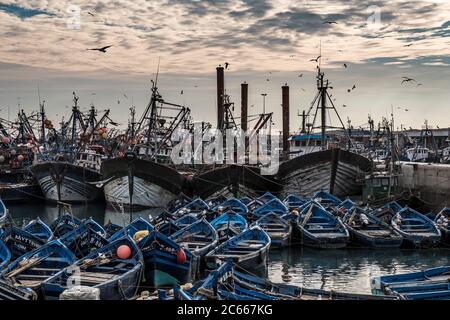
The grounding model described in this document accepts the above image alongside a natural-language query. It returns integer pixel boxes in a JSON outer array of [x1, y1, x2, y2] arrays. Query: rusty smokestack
[[217, 66, 225, 130], [241, 82, 248, 132], [282, 84, 290, 160]]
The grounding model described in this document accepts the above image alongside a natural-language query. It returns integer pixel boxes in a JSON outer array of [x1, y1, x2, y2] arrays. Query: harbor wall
[[398, 162, 450, 210]]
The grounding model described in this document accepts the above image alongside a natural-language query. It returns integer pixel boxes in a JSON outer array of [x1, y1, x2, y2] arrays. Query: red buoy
[[176, 248, 186, 264], [116, 245, 132, 259]]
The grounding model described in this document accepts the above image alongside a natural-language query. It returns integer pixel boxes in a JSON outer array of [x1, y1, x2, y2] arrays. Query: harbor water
[[8, 202, 450, 295]]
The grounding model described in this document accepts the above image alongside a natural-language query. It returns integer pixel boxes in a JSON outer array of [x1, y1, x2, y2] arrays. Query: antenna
[[155, 57, 161, 88], [319, 39, 322, 69]]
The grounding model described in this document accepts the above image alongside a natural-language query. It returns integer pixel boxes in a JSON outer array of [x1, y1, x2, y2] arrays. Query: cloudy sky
[[0, 0, 449, 132]]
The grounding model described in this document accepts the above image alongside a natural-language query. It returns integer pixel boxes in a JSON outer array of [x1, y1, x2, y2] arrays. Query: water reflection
[[268, 247, 450, 293]]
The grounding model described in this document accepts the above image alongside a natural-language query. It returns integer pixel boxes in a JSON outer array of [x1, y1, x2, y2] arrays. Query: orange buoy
[[176, 248, 186, 264], [116, 245, 132, 259]]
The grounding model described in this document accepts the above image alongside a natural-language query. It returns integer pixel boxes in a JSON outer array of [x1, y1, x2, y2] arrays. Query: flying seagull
[[401, 77, 417, 84], [87, 45, 112, 53], [298, 73, 303, 77], [309, 55, 321, 62], [180, 90, 184, 95], [266, 78, 270, 82], [404, 43, 414, 47], [343, 63, 348, 68], [87, 12, 95, 17], [300, 88, 306, 92], [405, 109, 409, 112], [352, 84, 356, 90], [225, 62, 229, 69], [342, 104, 349, 108], [417, 83, 423, 87], [323, 21, 338, 24]]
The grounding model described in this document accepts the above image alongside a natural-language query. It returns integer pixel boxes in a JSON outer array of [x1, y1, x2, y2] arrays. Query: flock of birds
[[83, 15, 423, 113]]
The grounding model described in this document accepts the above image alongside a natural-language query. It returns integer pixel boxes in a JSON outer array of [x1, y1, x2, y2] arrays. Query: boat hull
[[104, 176, 176, 211], [293, 226, 349, 249], [31, 162, 103, 203], [347, 228, 403, 249], [101, 157, 186, 211]]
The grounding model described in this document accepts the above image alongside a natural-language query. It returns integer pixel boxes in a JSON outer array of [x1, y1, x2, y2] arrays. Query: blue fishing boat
[[384, 201, 403, 213], [435, 208, 450, 245], [155, 220, 181, 237], [294, 201, 349, 249], [174, 214, 199, 229], [283, 194, 307, 210], [167, 193, 192, 213], [60, 224, 110, 258], [138, 230, 197, 288], [41, 236, 143, 300], [253, 213, 292, 248], [252, 198, 288, 219], [343, 208, 403, 248], [205, 226, 271, 270], [0, 240, 11, 270], [312, 190, 342, 207], [108, 216, 154, 242], [0, 240, 76, 296], [83, 217, 107, 237], [0, 198, 7, 227], [104, 221, 123, 238], [371, 266, 450, 299], [246, 198, 264, 212], [233, 266, 399, 300], [2, 225, 46, 259], [170, 219, 218, 258], [23, 217, 53, 242], [391, 207, 441, 248], [211, 211, 248, 242], [239, 197, 253, 206], [214, 198, 248, 216], [176, 198, 209, 216], [151, 210, 176, 226], [257, 192, 277, 204], [50, 212, 82, 238]]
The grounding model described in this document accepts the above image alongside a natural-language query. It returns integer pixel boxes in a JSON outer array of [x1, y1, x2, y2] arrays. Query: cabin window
[[372, 179, 381, 187]]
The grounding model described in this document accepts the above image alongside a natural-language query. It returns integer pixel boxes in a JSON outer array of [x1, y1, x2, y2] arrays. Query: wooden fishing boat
[[0, 198, 7, 227], [391, 207, 441, 248], [210, 211, 248, 242], [0, 240, 76, 297], [155, 220, 181, 237], [214, 198, 248, 216], [2, 225, 46, 259], [312, 190, 342, 207], [0, 278, 38, 300], [257, 192, 278, 204], [170, 219, 218, 258], [174, 198, 209, 216], [435, 208, 450, 245], [253, 213, 292, 248], [59, 224, 109, 258], [174, 214, 199, 229], [108, 216, 154, 242], [384, 201, 403, 213], [50, 212, 82, 238], [83, 217, 107, 237], [205, 226, 271, 270], [294, 201, 349, 249], [0, 240, 11, 270], [283, 194, 307, 210], [252, 198, 288, 219], [151, 210, 176, 226], [23, 217, 53, 242], [30, 160, 104, 203], [101, 157, 186, 211], [104, 221, 123, 238], [342, 207, 403, 248], [41, 236, 144, 300], [167, 193, 192, 213], [232, 265, 399, 300], [371, 266, 450, 299], [137, 230, 197, 288]]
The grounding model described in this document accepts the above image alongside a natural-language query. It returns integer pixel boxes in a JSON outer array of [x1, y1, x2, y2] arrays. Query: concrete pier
[[398, 162, 450, 210]]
